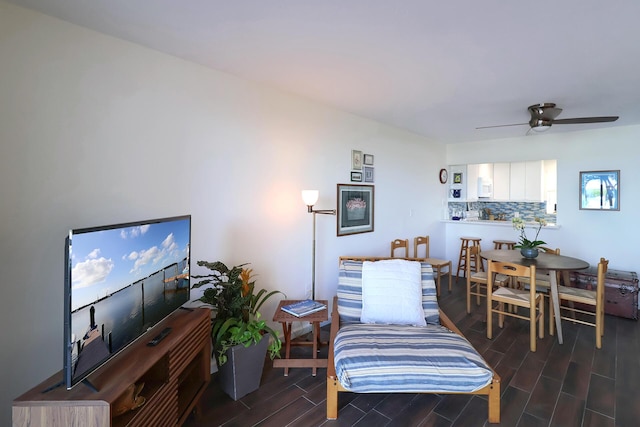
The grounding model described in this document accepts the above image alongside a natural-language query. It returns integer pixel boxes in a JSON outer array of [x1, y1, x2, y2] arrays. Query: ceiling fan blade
[[553, 116, 619, 124], [476, 123, 528, 129]]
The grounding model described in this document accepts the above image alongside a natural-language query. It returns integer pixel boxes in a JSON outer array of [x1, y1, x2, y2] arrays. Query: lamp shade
[[302, 190, 319, 206]]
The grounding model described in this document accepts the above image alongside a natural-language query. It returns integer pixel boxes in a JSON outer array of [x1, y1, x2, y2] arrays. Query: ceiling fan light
[[531, 124, 551, 132], [530, 119, 552, 132]]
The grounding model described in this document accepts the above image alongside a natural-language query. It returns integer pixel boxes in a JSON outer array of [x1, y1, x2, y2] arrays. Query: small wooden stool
[[493, 240, 516, 250], [456, 237, 483, 278]]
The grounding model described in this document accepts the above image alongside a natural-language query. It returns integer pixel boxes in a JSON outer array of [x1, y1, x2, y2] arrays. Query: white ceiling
[[8, 0, 640, 143]]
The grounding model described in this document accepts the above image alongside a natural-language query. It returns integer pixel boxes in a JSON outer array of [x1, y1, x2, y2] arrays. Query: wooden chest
[[568, 268, 638, 320]]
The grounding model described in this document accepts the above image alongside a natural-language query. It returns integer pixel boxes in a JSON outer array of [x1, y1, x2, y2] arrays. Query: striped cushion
[[337, 259, 439, 325], [334, 323, 493, 393]]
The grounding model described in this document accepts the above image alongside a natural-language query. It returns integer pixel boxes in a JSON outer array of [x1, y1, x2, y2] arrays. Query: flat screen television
[[63, 215, 191, 390]]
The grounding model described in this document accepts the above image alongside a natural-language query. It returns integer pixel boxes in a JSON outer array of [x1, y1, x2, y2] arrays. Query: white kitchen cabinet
[[467, 163, 493, 200], [492, 162, 510, 200], [525, 160, 544, 201], [509, 161, 544, 201], [509, 162, 526, 200], [543, 159, 557, 212], [449, 160, 555, 203], [466, 164, 479, 199]]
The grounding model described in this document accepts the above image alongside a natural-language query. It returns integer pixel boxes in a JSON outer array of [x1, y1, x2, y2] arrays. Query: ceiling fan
[[477, 103, 619, 133]]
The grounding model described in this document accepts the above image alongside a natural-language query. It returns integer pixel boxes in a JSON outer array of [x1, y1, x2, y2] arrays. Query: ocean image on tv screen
[[68, 217, 190, 385]]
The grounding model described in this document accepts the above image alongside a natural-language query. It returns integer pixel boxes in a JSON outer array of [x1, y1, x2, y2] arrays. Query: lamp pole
[[302, 190, 335, 300]]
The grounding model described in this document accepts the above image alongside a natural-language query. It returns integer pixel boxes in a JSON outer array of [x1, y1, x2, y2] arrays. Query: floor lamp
[[302, 190, 336, 300]]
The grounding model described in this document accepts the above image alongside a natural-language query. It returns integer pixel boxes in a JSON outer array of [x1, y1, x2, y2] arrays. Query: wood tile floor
[[184, 276, 640, 426]]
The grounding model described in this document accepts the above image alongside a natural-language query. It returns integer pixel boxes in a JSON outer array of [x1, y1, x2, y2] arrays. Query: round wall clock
[[439, 168, 448, 184]]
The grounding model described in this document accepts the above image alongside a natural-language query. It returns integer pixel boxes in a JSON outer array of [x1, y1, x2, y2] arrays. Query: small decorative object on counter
[[512, 217, 547, 259]]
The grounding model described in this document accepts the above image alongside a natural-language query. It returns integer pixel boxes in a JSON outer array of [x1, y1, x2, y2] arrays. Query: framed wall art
[[351, 150, 363, 170], [453, 172, 463, 184], [364, 166, 374, 183], [350, 171, 362, 182], [337, 184, 374, 236], [363, 153, 374, 165], [579, 170, 620, 211]]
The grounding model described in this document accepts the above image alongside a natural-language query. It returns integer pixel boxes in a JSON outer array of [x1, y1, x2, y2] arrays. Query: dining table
[[479, 249, 590, 344]]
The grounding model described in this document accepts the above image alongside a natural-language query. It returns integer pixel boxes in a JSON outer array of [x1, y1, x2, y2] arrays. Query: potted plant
[[512, 217, 547, 259], [192, 261, 284, 400]]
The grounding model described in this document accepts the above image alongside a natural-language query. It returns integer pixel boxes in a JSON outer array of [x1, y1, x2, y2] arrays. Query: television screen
[[63, 215, 191, 390]]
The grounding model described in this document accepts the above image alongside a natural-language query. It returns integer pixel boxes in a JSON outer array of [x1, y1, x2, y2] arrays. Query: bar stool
[[456, 237, 483, 278], [493, 240, 516, 250]]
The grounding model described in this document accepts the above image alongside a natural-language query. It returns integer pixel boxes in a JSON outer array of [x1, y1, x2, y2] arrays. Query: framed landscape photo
[[337, 184, 374, 236], [580, 170, 620, 210]]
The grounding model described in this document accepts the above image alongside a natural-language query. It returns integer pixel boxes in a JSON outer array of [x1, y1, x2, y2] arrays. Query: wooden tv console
[[13, 307, 211, 427]]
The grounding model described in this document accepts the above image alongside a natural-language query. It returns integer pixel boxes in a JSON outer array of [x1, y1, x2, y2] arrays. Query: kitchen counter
[[441, 219, 560, 264], [442, 219, 559, 229]]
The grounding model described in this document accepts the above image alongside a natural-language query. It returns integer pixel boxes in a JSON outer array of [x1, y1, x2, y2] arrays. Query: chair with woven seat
[[493, 240, 516, 250], [390, 239, 409, 257], [487, 260, 544, 352], [414, 235, 452, 296], [556, 257, 608, 348], [516, 247, 561, 335], [466, 246, 509, 314]]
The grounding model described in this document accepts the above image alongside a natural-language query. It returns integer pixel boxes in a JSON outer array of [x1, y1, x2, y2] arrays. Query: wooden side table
[[272, 299, 328, 376]]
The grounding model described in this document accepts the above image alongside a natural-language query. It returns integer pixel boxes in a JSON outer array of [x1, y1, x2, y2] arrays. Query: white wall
[[0, 3, 446, 423], [446, 127, 639, 272]]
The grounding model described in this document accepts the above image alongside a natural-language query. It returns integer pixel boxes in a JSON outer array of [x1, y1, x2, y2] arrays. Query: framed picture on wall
[[363, 154, 374, 165], [453, 172, 463, 184], [364, 166, 374, 182], [351, 150, 363, 170], [579, 170, 620, 210], [350, 171, 362, 182], [337, 184, 374, 236]]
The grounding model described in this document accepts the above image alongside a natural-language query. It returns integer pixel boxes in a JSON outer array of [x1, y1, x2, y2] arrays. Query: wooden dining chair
[[556, 257, 608, 348], [414, 236, 430, 258], [487, 260, 544, 352], [516, 247, 561, 335], [390, 239, 409, 258], [466, 246, 508, 314], [414, 236, 453, 296]]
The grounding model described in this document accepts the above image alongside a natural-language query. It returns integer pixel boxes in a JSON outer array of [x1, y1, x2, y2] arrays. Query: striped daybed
[[326, 257, 501, 423]]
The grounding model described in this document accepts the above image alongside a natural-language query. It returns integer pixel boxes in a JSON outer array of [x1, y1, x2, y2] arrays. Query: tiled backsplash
[[448, 201, 557, 223]]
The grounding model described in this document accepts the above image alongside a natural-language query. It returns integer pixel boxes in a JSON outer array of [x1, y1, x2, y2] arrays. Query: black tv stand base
[[82, 378, 98, 393], [41, 379, 64, 394]]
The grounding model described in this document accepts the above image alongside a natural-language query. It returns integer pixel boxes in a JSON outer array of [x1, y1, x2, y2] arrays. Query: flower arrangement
[[346, 198, 366, 210], [192, 261, 284, 366], [512, 217, 547, 249]]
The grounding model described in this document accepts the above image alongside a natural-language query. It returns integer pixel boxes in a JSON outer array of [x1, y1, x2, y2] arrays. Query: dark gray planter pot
[[218, 335, 269, 400]]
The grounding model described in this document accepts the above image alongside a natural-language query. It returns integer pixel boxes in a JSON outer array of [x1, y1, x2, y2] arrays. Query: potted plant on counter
[[192, 261, 284, 400]]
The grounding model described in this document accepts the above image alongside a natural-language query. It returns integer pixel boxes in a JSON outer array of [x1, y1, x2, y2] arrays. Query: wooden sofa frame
[[326, 256, 501, 423]]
